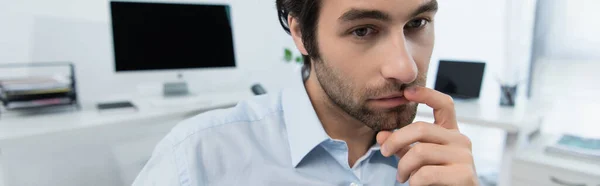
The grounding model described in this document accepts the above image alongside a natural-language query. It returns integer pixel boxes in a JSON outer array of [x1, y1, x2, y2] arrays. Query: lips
[[372, 92, 404, 100], [368, 92, 409, 109]]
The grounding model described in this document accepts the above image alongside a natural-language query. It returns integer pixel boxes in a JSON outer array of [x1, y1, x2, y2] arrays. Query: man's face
[[313, 0, 437, 131]]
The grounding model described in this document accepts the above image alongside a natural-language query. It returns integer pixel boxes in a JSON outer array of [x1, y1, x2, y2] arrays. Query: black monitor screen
[[110, 2, 236, 72], [434, 60, 486, 99]]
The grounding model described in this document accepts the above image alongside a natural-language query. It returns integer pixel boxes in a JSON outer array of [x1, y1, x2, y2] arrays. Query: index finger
[[404, 86, 458, 129]]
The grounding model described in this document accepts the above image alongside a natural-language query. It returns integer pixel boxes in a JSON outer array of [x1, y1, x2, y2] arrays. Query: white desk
[[512, 134, 600, 186], [416, 99, 546, 186], [417, 99, 544, 133], [0, 91, 253, 142], [0, 91, 254, 186]]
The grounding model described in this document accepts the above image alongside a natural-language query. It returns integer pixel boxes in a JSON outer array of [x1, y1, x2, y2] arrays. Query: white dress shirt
[[132, 70, 405, 186]]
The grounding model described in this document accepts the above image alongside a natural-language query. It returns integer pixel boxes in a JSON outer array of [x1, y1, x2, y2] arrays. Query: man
[[133, 0, 478, 185]]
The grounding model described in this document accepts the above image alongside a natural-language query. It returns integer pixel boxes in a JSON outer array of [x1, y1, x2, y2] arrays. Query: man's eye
[[352, 27, 376, 37], [405, 19, 429, 29]]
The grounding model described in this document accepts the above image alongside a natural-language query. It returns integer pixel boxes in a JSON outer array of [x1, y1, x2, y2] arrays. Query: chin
[[358, 104, 418, 131], [386, 111, 417, 130], [369, 114, 407, 131]]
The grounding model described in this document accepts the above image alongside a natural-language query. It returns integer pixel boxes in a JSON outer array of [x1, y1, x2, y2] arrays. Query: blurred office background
[[0, 0, 598, 186]]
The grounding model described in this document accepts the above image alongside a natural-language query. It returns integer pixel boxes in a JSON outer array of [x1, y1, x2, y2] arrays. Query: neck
[[304, 68, 376, 167]]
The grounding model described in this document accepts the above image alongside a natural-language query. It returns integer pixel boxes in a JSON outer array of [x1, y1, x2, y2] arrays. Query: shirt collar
[[282, 67, 329, 167]]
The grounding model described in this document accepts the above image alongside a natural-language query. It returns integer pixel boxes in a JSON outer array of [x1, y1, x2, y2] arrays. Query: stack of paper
[[0, 76, 74, 110], [545, 134, 600, 161]]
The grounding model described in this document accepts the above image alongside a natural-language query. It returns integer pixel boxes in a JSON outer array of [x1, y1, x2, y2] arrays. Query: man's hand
[[376, 86, 478, 186]]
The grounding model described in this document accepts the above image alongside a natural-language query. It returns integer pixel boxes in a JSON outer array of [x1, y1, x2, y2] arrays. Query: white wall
[[530, 0, 600, 102], [429, 0, 508, 104], [0, 0, 298, 103], [534, 0, 600, 60], [528, 1, 600, 137]]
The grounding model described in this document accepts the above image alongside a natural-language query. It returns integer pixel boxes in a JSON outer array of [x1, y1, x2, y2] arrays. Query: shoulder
[[134, 92, 289, 186], [165, 92, 285, 146]]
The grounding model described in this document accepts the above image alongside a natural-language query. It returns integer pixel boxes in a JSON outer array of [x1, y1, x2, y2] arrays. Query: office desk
[[0, 91, 253, 142], [416, 99, 546, 186], [512, 134, 600, 186], [0, 91, 254, 186]]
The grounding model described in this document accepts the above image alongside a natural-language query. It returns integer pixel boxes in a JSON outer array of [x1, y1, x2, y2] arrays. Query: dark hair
[[276, 0, 321, 66]]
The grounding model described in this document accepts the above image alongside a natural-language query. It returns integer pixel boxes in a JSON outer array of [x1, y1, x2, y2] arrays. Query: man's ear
[[288, 15, 309, 55]]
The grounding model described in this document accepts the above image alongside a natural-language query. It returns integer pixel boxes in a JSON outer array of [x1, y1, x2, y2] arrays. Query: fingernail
[[397, 174, 402, 182], [380, 144, 388, 156]]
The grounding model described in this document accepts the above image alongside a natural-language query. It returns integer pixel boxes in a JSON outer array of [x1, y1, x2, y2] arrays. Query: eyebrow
[[338, 0, 438, 22], [411, 0, 438, 17], [339, 9, 391, 22]]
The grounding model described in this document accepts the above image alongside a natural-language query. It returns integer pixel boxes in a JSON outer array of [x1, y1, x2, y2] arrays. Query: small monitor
[[110, 1, 236, 72], [434, 60, 486, 99]]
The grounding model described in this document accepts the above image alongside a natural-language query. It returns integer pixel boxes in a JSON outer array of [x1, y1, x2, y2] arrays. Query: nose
[[380, 33, 418, 84]]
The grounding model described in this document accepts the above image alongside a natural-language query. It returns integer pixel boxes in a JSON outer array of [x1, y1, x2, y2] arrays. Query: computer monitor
[[110, 1, 236, 72], [110, 1, 236, 96], [434, 60, 486, 99]]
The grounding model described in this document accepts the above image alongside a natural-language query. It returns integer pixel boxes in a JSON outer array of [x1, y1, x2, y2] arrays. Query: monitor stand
[[163, 81, 190, 97], [153, 80, 212, 107], [163, 72, 190, 97]]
